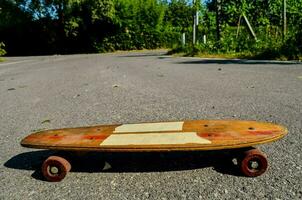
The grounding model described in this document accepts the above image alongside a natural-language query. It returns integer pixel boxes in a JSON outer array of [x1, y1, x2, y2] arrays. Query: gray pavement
[[0, 50, 301, 199]]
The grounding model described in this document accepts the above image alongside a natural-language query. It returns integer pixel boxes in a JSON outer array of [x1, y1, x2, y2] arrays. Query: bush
[[95, 27, 181, 52], [169, 23, 302, 61], [0, 42, 6, 56]]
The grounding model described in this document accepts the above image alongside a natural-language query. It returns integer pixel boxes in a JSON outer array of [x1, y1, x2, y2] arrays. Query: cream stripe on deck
[[100, 132, 211, 146], [113, 122, 184, 133]]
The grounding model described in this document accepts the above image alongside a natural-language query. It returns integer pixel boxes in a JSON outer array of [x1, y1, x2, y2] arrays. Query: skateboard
[[21, 120, 287, 181]]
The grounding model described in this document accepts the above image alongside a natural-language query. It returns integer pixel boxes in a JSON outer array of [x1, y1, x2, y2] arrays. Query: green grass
[[180, 52, 254, 59], [170, 51, 257, 60], [169, 47, 302, 61]]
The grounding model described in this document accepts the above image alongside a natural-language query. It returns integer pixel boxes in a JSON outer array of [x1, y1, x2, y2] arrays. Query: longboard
[[20, 120, 287, 181]]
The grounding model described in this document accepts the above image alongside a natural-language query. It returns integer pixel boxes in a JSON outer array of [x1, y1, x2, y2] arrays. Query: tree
[[164, 0, 193, 31]]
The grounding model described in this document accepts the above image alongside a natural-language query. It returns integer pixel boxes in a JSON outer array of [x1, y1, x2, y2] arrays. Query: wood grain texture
[[20, 120, 288, 152]]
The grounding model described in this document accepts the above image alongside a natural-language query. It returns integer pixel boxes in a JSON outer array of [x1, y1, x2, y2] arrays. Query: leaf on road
[[41, 119, 51, 124]]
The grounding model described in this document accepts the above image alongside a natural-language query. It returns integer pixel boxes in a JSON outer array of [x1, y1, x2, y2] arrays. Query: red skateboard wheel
[[42, 156, 71, 182], [240, 148, 268, 177]]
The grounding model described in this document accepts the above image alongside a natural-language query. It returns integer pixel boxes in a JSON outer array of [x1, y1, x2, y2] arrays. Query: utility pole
[[283, 0, 287, 38], [182, 33, 186, 46], [216, 0, 222, 42], [193, 15, 196, 45], [192, 0, 199, 45]]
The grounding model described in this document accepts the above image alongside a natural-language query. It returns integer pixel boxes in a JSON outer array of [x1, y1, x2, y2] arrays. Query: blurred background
[[0, 0, 301, 60]]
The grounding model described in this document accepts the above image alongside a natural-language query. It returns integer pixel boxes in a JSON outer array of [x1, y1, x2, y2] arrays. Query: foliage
[[164, 0, 193, 31], [0, 0, 301, 60], [95, 0, 170, 51], [183, 0, 302, 60], [0, 42, 6, 56]]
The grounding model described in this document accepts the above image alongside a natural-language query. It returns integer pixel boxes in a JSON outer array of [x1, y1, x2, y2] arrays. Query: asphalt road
[[0, 50, 301, 199]]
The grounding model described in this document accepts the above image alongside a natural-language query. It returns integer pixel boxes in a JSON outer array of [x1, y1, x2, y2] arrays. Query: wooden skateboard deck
[[21, 120, 287, 152], [20, 120, 288, 181]]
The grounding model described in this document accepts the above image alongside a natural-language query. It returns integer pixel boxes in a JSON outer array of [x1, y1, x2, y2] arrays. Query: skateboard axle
[[249, 160, 259, 169], [50, 166, 59, 174]]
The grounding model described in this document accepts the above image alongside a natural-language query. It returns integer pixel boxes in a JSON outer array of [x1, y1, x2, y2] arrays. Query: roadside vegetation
[[0, 42, 6, 61], [0, 0, 301, 60], [169, 0, 302, 60]]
